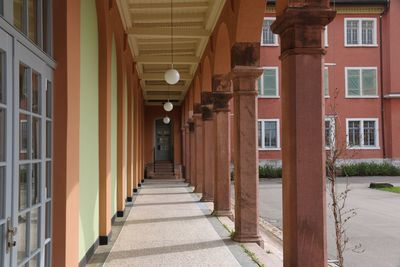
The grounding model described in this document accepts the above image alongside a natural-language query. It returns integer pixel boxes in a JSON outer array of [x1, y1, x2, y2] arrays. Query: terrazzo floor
[[102, 179, 257, 267]]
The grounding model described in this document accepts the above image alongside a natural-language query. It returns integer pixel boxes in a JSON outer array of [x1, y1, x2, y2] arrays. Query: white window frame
[[261, 17, 279, 46], [344, 18, 378, 47], [345, 67, 379, 98], [324, 26, 329, 47], [324, 67, 329, 98], [258, 67, 279, 98], [346, 118, 380, 149], [325, 116, 335, 149], [258, 119, 281, 151]]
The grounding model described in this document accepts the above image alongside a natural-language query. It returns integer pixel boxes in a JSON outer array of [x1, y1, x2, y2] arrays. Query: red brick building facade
[[257, 0, 400, 166]]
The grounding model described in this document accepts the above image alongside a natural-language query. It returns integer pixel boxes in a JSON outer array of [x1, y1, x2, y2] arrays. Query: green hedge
[[341, 162, 400, 177], [230, 162, 400, 179], [259, 165, 282, 178]]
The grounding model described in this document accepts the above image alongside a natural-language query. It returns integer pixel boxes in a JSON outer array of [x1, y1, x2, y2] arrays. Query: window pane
[[325, 120, 331, 147], [29, 255, 40, 267], [46, 121, 51, 157], [0, 51, 5, 104], [46, 161, 51, 198], [19, 64, 29, 111], [45, 242, 51, 267], [14, 0, 24, 32], [46, 81, 52, 118], [362, 69, 377, 96], [0, 167, 4, 219], [17, 213, 28, 263], [32, 116, 40, 159], [324, 68, 329, 96], [263, 69, 277, 96], [30, 208, 40, 252], [258, 121, 262, 148], [28, 0, 38, 44], [19, 164, 29, 210], [43, 0, 50, 53], [262, 20, 275, 45], [347, 69, 360, 96], [257, 77, 262, 95], [362, 20, 374, 45], [264, 121, 277, 148], [19, 114, 30, 160], [0, 224, 3, 264], [0, 108, 5, 162], [348, 121, 361, 147], [45, 201, 51, 239], [346, 20, 359, 45], [32, 71, 40, 114], [363, 121, 376, 146], [31, 163, 40, 205]]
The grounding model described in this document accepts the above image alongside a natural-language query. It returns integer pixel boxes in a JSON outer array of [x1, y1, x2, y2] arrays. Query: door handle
[[7, 218, 17, 253]]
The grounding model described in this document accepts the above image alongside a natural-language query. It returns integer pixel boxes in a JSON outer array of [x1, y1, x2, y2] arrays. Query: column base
[[138, 183, 142, 187], [200, 196, 214, 202], [141, 179, 144, 183], [117, 210, 124, 217], [99, 231, 112, 245], [212, 210, 233, 220], [126, 196, 132, 202], [133, 188, 138, 193], [232, 233, 264, 248]]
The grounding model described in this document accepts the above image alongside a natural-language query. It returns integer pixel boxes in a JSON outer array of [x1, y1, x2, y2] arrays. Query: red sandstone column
[[211, 76, 233, 217], [193, 109, 204, 193], [184, 124, 191, 184], [188, 119, 196, 187], [200, 93, 215, 202], [272, 7, 335, 267], [231, 64, 263, 246]]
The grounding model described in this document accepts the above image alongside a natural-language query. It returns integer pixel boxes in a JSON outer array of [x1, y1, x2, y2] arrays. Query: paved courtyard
[[256, 177, 400, 267]]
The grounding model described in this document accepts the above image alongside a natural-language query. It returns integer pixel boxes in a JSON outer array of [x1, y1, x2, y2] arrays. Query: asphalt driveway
[[256, 176, 400, 267]]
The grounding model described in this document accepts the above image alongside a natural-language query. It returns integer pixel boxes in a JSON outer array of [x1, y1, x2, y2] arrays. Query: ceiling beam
[[128, 27, 210, 38], [131, 12, 205, 23], [129, 2, 209, 11], [140, 73, 192, 81], [144, 85, 186, 91], [135, 55, 199, 64]]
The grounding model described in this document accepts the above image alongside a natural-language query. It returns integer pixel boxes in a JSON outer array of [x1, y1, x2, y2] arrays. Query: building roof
[[267, 0, 388, 5]]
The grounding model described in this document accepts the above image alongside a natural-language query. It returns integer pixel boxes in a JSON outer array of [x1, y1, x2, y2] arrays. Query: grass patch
[[222, 224, 235, 237], [377, 186, 400, 194], [240, 244, 265, 267]]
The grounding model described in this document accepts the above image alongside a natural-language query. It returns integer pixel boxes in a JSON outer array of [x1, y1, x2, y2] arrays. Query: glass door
[[155, 119, 172, 162], [0, 26, 13, 267], [10, 40, 53, 267]]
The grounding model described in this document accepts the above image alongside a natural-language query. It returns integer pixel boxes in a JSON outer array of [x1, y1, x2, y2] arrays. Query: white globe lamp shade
[[163, 101, 174, 112], [163, 116, 171, 124], [164, 68, 180, 85]]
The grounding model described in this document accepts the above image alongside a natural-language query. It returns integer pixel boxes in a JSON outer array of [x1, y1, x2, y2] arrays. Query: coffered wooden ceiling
[[117, 0, 226, 105]]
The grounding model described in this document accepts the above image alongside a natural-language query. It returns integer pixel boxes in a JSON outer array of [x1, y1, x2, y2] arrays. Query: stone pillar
[[200, 92, 215, 202], [271, 7, 335, 266], [188, 119, 196, 187], [193, 106, 204, 193], [231, 64, 263, 246], [212, 75, 233, 217], [184, 124, 191, 184]]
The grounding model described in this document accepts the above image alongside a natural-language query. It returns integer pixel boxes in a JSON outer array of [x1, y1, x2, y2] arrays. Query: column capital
[[188, 119, 195, 133], [212, 91, 233, 112], [271, 7, 336, 59], [212, 74, 232, 93], [230, 66, 263, 93], [201, 92, 214, 121]]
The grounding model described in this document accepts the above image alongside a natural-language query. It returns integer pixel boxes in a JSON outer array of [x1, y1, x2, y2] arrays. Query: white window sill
[[259, 148, 281, 151], [345, 96, 379, 99], [324, 96, 330, 98], [346, 146, 380, 150], [258, 96, 280, 99], [261, 44, 279, 47], [345, 44, 379, 48]]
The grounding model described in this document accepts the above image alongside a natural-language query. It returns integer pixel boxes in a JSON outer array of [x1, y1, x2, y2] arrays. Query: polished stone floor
[[99, 179, 257, 267]]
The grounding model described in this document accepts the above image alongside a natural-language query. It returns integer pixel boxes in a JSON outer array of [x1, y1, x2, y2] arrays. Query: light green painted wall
[[111, 36, 117, 217], [79, 0, 99, 261]]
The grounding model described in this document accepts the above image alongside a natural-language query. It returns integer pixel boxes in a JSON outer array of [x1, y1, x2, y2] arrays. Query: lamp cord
[[171, 0, 174, 68]]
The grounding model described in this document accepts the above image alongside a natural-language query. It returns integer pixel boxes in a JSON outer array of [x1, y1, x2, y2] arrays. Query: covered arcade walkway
[[90, 179, 260, 266]]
